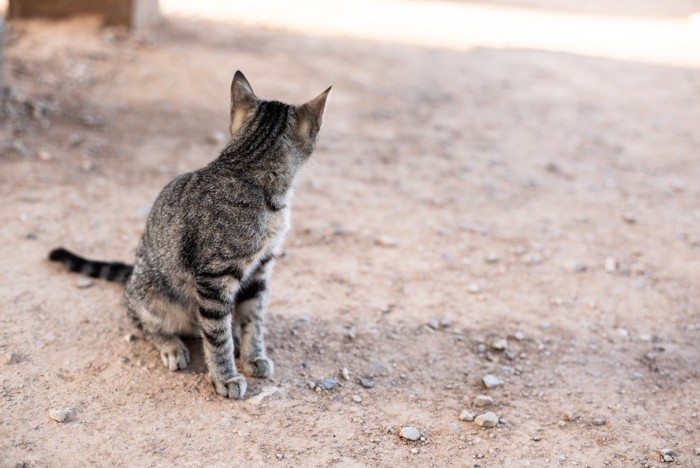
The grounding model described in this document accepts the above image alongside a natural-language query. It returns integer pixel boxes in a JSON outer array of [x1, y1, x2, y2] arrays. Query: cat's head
[[228, 71, 330, 161]]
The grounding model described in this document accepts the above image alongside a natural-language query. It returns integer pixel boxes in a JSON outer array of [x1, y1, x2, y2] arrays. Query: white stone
[[482, 374, 503, 389], [474, 412, 499, 428], [400, 426, 421, 441]]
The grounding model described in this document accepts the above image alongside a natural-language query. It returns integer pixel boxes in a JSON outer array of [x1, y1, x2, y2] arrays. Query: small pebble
[[558, 454, 567, 462], [659, 448, 673, 462], [399, 426, 421, 441], [513, 331, 525, 341], [592, 417, 607, 426], [77, 278, 93, 289], [441, 318, 452, 328], [491, 339, 507, 351], [482, 374, 503, 389], [375, 236, 398, 248], [474, 412, 499, 428], [604, 256, 617, 273], [275, 453, 284, 461], [694, 447, 700, 455], [563, 259, 587, 273], [459, 410, 475, 421], [206, 131, 228, 145], [561, 411, 577, 422], [410, 447, 420, 455], [485, 252, 499, 264], [474, 395, 494, 407], [38, 150, 53, 161], [468, 283, 481, 294], [315, 378, 338, 391], [124, 334, 136, 342], [49, 408, 75, 423], [340, 367, 351, 380], [427, 319, 440, 330], [352, 395, 362, 403], [360, 378, 375, 388], [246, 386, 280, 405], [623, 212, 637, 224], [342, 327, 356, 340]]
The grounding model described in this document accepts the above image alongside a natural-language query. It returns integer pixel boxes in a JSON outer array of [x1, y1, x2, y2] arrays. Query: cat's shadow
[[181, 337, 208, 374]]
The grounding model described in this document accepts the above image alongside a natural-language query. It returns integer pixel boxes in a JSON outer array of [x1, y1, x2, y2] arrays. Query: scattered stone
[[563, 259, 587, 273], [623, 212, 637, 224], [558, 421, 566, 428], [206, 131, 228, 145], [342, 326, 356, 340], [592, 417, 607, 426], [124, 333, 136, 342], [49, 408, 75, 423], [441, 318, 452, 328], [399, 426, 421, 441], [604, 256, 617, 273], [459, 410, 475, 421], [468, 283, 481, 294], [275, 453, 283, 460], [695, 447, 700, 455], [659, 448, 674, 462], [474, 412, 499, 428], [561, 411, 578, 422], [485, 252, 499, 264], [491, 338, 507, 351], [38, 150, 53, 161], [360, 378, 375, 388], [352, 394, 362, 403], [474, 395, 494, 407], [315, 378, 338, 391], [557, 454, 567, 462], [375, 235, 398, 248], [410, 447, 420, 455], [77, 278, 93, 289], [341, 367, 351, 380], [247, 386, 280, 405], [482, 374, 503, 389], [513, 331, 525, 341], [427, 319, 440, 330]]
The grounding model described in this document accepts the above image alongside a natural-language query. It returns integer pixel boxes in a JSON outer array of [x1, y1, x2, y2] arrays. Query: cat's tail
[[48, 247, 133, 284]]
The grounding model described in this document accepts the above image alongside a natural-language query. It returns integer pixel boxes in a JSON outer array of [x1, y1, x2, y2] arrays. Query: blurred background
[[1, 1, 699, 466]]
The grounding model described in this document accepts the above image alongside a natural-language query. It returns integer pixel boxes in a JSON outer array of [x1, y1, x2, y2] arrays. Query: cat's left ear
[[230, 71, 258, 136], [296, 86, 332, 140]]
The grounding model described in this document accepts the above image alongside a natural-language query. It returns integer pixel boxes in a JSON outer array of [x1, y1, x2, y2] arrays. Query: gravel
[[427, 319, 440, 330], [482, 374, 503, 389], [491, 338, 507, 351], [49, 408, 75, 423], [315, 378, 338, 391], [77, 278, 93, 288], [458, 410, 475, 421], [592, 417, 607, 426], [360, 378, 375, 388], [474, 395, 494, 407], [399, 426, 421, 441], [474, 412, 499, 428], [659, 448, 674, 462]]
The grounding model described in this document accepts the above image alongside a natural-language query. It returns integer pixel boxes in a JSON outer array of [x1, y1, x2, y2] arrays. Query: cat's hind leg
[[235, 256, 275, 379], [126, 293, 192, 371]]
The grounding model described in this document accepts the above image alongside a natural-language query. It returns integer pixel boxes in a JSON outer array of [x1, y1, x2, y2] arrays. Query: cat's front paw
[[212, 374, 248, 399], [243, 356, 274, 378]]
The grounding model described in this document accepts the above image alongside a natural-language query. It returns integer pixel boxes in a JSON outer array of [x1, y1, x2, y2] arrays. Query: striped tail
[[49, 247, 133, 284]]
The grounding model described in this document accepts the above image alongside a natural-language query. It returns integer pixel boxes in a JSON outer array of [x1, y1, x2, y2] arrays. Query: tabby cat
[[49, 71, 330, 399]]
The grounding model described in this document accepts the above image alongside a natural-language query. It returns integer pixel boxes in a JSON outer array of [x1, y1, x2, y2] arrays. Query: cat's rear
[[49, 71, 330, 399]]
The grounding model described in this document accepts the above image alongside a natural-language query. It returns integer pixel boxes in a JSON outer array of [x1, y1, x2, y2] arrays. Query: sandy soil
[[1, 2, 700, 466]]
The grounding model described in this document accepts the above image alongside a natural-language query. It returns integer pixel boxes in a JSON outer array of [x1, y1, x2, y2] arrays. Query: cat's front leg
[[235, 256, 275, 379], [196, 276, 247, 399]]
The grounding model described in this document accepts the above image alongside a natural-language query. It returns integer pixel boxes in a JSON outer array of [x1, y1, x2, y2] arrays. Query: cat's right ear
[[230, 71, 257, 136]]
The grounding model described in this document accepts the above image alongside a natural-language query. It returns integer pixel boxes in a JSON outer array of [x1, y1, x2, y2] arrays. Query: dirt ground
[[1, 1, 700, 466]]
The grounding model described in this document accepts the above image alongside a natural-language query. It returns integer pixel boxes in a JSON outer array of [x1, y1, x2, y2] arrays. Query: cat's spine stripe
[[235, 279, 266, 304], [48, 247, 133, 284]]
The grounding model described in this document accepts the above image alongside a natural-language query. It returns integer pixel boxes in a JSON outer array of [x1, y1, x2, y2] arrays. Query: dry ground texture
[[2, 0, 700, 466]]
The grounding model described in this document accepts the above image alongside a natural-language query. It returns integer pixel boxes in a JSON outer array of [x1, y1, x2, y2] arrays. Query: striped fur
[[49, 247, 133, 283], [49, 71, 330, 399]]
